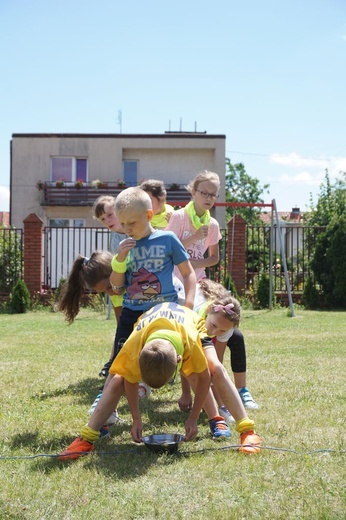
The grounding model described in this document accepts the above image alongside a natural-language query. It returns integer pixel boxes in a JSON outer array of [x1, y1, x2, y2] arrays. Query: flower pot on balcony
[[74, 179, 84, 189], [55, 179, 65, 188]]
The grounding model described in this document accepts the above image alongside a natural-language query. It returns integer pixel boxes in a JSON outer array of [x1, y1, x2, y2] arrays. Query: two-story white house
[[10, 132, 226, 229]]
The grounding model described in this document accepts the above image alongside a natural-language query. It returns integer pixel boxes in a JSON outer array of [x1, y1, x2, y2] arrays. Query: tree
[[0, 226, 23, 295], [308, 170, 346, 308], [307, 170, 346, 226], [225, 158, 270, 224]]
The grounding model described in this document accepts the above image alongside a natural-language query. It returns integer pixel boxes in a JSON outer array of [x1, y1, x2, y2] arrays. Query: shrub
[[224, 273, 238, 298], [0, 227, 23, 294], [255, 273, 274, 309], [302, 276, 320, 310], [11, 279, 31, 313], [311, 216, 346, 308], [54, 277, 66, 302]]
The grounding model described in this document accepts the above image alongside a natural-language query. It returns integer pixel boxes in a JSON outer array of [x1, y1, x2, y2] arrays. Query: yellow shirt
[[110, 294, 123, 308], [109, 302, 209, 382]]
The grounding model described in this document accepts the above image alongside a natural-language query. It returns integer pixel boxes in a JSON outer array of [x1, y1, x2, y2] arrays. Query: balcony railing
[[39, 182, 190, 206]]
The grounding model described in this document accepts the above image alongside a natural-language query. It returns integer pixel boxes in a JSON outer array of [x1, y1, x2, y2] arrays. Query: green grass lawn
[[0, 307, 345, 519]]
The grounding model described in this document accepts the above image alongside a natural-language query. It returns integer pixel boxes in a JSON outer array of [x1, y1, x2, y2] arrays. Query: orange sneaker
[[239, 430, 261, 454], [58, 437, 95, 461]]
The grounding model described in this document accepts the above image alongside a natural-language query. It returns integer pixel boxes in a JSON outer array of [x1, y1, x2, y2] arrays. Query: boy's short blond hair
[[115, 187, 152, 213], [92, 195, 116, 219], [139, 339, 177, 388]]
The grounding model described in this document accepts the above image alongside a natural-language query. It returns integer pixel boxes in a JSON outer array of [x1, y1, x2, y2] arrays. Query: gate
[[43, 227, 111, 289]]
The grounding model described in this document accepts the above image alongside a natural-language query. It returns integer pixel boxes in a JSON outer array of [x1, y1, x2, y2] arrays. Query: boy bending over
[[59, 303, 260, 460]]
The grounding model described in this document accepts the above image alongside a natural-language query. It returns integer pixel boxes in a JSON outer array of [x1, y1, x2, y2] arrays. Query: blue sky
[[1, 0, 345, 214]]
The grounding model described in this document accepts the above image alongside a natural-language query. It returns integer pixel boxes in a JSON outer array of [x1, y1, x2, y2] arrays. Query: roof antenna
[[117, 110, 122, 133]]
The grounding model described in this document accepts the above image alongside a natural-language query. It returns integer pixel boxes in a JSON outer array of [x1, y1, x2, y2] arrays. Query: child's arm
[[185, 367, 211, 440], [110, 237, 136, 289], [178, 373, 193, 412], [176, 259, 196, 309], [214, 340, 227, 363], [189, 242, 220, 270], [179, 225, 210, 248], [124, 379, 143, 443]]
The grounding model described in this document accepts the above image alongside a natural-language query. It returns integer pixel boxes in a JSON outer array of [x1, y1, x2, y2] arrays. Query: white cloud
[[277, 171, 324, 186], [269, 153, 346, 183], [269, 152, 329, 169], [0, 186, 10, 212]]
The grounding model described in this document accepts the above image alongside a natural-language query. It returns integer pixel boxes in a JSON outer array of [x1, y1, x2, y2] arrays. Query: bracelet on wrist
[[110, 283, 125, 291], [111, 254, 127, 273]]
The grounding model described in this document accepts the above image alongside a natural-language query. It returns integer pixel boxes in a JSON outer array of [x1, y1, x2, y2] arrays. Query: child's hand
[[184, 416, 198, 441], [194, 225, 209, 241], [117, 238, 136, 261], [166, 208, 174, 222], [130, 418, 143, 443], [178, 392, 192, 412]]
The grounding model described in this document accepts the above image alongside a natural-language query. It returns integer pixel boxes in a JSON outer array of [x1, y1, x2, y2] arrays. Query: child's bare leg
[[204, 346, 246, 421], [233, 371, 246, 389], [186, 374, 220, 420], [89, 375, 125, 431], [211, 384, 223, 408]]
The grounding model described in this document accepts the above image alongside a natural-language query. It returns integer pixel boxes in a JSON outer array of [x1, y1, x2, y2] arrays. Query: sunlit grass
[[0, 308, 345, 519]]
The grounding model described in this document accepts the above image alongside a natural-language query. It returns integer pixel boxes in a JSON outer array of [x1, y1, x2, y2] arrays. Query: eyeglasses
[[195, 190, 219, 200]]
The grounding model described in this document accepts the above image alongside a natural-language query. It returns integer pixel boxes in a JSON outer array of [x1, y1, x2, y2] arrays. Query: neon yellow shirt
[[110, 294, 123, 308], [109, 302, 209, 382]]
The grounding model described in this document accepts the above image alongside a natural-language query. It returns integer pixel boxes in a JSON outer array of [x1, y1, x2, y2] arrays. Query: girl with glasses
[[166, 170, 221, 283]]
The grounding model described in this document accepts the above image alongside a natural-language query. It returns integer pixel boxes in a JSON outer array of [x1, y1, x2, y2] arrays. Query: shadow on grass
[[13, 393, 212, 479], [30, 377, 105, 407]]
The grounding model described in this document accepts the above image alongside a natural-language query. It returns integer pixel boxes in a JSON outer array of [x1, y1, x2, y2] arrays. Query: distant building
[[260, 207, 310, 261], [10, 132, 226, 229], [0, 211, 10, 227]]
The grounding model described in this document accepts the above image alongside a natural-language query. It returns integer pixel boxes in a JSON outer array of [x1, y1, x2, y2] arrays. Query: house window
[[49, 218, 85, 228], [123, 160, 138, 187], [51, 158, 87, 183]]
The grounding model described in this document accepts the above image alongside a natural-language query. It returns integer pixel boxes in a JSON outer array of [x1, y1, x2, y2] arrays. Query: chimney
[[290, 207, 300, 220]]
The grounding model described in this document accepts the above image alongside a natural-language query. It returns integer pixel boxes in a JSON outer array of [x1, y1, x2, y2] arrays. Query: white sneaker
[[138, 382, 152, 399], [89, 394, 121, 425], [238, 387, 259, 410], [107, 410, 121, 426], [218, 406, 235, 425], [88, 393, 102, 415]]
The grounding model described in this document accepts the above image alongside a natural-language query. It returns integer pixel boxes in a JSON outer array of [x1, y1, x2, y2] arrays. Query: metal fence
[[0, 227, 23, 296], [0, 223, 326, 297], [43, 226, 111, 289], [246, 224, 326, 293]]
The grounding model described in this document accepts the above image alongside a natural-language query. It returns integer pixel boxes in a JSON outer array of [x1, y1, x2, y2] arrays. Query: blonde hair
[[199, 279, 241, 327], [115, 187, 152, 213], [139, 339, 177, 388], [92, 195, 116, 219], [186, 170, 220, 194]]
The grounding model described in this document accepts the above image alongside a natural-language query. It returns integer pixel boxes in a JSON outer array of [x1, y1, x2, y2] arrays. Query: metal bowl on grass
[[142, 433, 185, 454]]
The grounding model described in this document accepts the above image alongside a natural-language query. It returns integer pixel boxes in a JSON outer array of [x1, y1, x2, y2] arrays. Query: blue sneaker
[[99, 425, 110, 438], [239, 387, 259, 410], [209, 416, 231, 439]]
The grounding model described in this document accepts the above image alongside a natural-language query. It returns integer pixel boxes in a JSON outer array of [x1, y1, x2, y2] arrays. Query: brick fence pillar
[[227, 214, 246, 295], [23, 213, 43, 295]]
